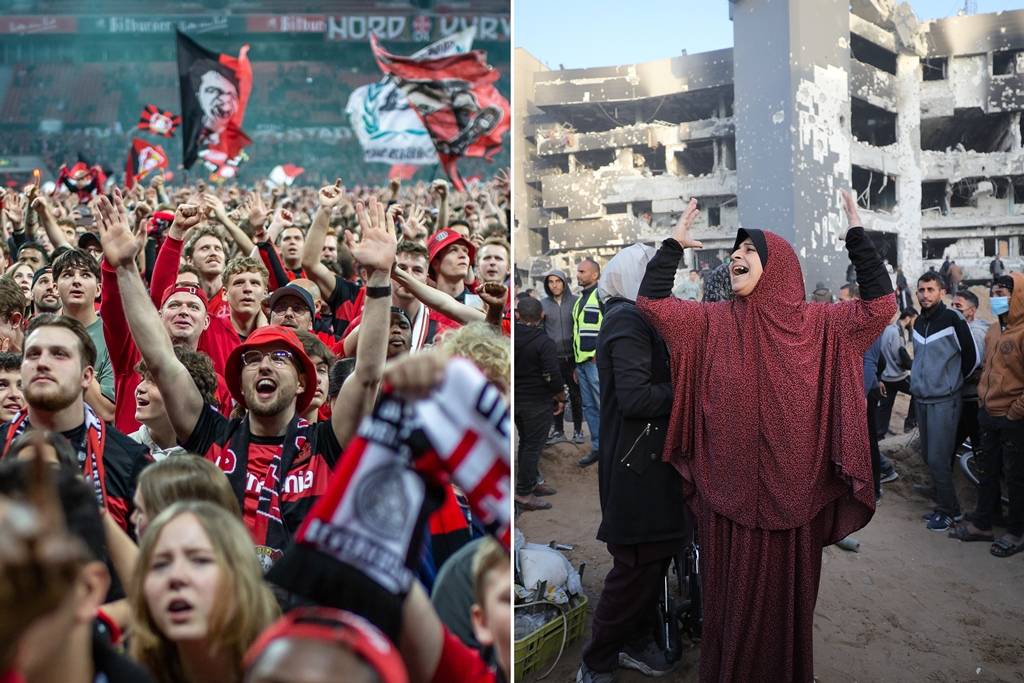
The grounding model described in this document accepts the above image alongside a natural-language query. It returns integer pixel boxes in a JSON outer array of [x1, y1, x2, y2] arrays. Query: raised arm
[[30, 196, 72, 251], [93, 190, 204, 442], [203, 192, 255, 255], [391, 267, 485, 323], [430, 180, 449, 232], [833, 191, 898, 349], [302, 180, 345, 300], [330, 196, 397, 447], [636, 199, 706, 340]]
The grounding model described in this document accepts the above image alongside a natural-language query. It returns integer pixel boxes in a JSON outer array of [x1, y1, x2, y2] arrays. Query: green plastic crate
[[514, 595, 588, 681]]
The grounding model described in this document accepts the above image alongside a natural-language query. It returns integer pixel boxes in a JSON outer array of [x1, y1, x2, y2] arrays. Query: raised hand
[[2, 191, 25, 228], [351, 196, 397, 273], [841, 190, 861, 231], [202, 192, 227, 220], [30, 196, 53, 221], [430, 179, 448, 200], [479, 282, 507, 308], [318, 178, 345, 209], [169, 202, 202, 240], [93, 188, 141, 269], [671, 198, 703, 250]]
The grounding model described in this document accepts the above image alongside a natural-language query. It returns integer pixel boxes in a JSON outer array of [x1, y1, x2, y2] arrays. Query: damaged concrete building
[[515, 1, 1024, 291]]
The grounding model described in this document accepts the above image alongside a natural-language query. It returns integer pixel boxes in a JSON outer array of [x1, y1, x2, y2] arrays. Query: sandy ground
[[516, 394, 1024, 682]]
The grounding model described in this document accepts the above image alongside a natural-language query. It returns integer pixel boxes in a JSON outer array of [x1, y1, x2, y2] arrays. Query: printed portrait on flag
[[176, 29, 252, 171]]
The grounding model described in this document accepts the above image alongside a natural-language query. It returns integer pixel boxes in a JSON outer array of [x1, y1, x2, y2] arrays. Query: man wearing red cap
[[428, 229, 481, 308], [94, 189, 396, 565]]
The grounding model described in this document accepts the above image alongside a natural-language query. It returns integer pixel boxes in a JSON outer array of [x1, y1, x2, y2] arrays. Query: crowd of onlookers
[[0, 166, 512, 683]]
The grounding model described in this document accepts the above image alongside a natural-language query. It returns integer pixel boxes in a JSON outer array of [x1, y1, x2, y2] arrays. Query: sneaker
[[925, 512, 954, 531], [572, 431, 585, 445], [921, 510, 963, 522], [577, 663, 616, 683], [577, 451, 600, 467], [880, 468, 899, 484], [618, 639, 676, 677], [546, 430, 566, 446]]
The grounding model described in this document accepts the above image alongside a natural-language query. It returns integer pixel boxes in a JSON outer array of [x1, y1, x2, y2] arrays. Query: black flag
[[176, 29, 252, 170]]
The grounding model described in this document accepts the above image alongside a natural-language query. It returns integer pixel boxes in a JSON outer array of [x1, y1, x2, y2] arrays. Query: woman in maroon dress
[[637, 194, 896, 681]]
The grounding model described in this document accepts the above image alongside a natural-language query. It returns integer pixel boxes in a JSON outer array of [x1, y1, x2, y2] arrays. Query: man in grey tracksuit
[[541, 269, 583, 443], [911, 272, 979, 531]]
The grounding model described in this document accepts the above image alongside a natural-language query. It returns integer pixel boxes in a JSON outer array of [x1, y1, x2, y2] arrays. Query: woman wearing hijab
[[576, 244, 688, 683], [637, 194, 896, 681]]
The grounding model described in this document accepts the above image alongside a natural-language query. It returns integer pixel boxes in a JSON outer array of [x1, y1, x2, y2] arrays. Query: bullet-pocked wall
[[515, 0, 1024, 291]]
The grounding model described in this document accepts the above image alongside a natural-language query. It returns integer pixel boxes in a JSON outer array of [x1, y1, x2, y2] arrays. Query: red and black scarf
[[221, 415, 311, 569], [2, 406, 107, 508]]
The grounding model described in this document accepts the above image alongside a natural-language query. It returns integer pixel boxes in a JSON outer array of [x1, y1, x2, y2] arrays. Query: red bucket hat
[[427, 229, 475, 278], [224, 325, 318, 414]]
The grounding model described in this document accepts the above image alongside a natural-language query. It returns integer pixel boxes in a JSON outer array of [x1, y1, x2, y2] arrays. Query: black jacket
[[514, 322, 562, 402], [595, 298, 687, 545]]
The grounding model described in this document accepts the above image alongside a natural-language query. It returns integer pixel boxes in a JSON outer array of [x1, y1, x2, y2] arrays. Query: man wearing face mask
[[956, 275, 1024, 557]]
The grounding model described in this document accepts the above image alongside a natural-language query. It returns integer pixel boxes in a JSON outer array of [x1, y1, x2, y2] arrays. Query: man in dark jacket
[[541, 269, 582, 444], [577, 244, 686, 683], [514, 297, 564, 512], [911, 271, 978, 531]]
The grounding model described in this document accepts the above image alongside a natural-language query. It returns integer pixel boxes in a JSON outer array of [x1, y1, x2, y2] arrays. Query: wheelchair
[[655, 528, 702, 663]]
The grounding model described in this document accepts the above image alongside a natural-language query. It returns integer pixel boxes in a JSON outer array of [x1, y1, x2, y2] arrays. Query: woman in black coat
[[577, 243, 689, 683]]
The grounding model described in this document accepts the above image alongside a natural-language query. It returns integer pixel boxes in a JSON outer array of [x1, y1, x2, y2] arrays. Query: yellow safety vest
[[572, 287, 602, 363]]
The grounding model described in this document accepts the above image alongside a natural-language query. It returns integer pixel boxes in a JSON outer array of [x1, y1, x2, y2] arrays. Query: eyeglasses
[[240, 349, 294, 368]]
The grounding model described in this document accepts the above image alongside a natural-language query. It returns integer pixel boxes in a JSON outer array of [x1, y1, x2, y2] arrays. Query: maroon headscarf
[[638, 230, 896, 543]]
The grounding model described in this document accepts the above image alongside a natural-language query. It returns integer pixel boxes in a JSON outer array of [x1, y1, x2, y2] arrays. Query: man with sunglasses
[[94, 189, 396, 566]]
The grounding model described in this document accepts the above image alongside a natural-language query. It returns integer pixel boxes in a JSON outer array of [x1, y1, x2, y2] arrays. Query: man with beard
[[99, 202, 233, 434], [96, 189, 395, 564], [52, 249, 114, 422], [573, 258, 604, 467], [0, 315, 148, 531], [30, 267, 61, 316]]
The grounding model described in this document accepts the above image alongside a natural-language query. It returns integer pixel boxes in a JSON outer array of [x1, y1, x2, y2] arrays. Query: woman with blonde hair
[[129, 500, 279, 683], [132, 454, 240, 539], [437, 320, 510, 396]]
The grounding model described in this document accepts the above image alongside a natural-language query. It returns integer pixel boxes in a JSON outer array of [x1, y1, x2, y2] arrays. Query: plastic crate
[[513, 595, 588, 681]]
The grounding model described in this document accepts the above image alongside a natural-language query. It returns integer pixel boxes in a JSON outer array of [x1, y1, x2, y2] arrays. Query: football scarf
[[268, 359, 510, 639], [2, 406, 108, 509]]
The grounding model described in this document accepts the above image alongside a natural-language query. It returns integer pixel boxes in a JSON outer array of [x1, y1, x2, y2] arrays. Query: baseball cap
[[160, 283, 209, 309], [427, 229, 475, 278], [268, 284, 315, 318], [224, 325, 317, 413], [77, 232, 101, 251]]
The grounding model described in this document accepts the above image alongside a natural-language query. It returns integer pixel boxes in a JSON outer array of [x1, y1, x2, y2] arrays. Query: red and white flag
[[268, 163, 305, 187], [370, 34, 509, 191]]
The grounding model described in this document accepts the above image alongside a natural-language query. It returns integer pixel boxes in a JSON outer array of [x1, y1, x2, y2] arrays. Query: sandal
[[948, 524, 994, 542], [990, 536, 1024, 558]]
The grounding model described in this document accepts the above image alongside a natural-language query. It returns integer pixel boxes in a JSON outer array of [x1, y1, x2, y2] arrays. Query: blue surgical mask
[[991, 296, 1010, 316]]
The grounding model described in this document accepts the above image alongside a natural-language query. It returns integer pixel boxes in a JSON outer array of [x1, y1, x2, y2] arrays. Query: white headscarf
[[598, 242, 658, 303]]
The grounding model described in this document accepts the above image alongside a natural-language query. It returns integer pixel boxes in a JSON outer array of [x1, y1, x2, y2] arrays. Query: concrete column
[[895, 53, 923, 280], [732, 0, 853, 292]]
